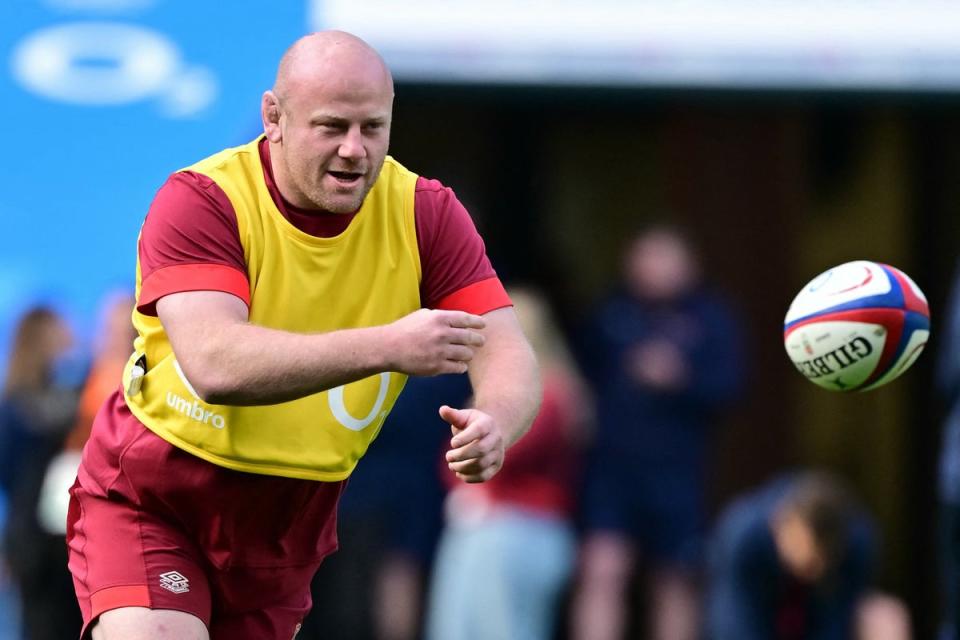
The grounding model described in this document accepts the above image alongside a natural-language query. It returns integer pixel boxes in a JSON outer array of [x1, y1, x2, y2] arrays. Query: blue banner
[[0, 0, 308, 363]]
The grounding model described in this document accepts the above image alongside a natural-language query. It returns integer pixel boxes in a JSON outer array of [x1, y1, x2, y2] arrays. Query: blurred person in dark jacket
[[705, 471, 910, 640], [571, 226, 744, 640], [936, 260, 960, 640], [0, 306, 83, 639]]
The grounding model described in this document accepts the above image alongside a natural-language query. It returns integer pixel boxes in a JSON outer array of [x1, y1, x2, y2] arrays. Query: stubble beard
[[303, 161, 385, 214], [313, 187, 368, 214]]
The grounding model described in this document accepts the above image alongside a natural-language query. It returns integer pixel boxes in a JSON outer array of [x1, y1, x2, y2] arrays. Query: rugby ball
[[783, 261, 929, 391]]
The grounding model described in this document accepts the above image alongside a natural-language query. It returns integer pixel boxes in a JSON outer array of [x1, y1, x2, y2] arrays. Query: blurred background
[[3, 1, 960, 638]]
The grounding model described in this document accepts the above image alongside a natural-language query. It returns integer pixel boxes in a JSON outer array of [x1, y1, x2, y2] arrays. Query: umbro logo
[[165, 391, 226, 429], [159, 570, 190, 594]]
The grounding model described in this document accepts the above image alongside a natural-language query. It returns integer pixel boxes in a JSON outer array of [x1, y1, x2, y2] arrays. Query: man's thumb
[[439, 405, 466, 427]]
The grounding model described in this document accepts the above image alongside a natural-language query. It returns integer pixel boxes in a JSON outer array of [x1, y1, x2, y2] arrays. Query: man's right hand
[[384, 309, 486, 376]]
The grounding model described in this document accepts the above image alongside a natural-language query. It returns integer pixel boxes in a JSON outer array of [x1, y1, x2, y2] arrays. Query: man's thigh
[[67, 478, 214, 638], [208, 562, 319, 640], [92, 607, 208, 640], [69, 475, 319, 640], [70, 408, 339, 640]]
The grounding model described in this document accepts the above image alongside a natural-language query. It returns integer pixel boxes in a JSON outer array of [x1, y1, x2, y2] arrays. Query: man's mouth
[[327, 170, 364, 185]]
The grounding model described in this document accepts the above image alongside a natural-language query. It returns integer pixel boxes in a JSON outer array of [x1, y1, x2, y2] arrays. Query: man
[[705, 472, 910, 640], [937, 260, 960, 640], [66, 31, 540, 640], [571, 226, 743, 640]]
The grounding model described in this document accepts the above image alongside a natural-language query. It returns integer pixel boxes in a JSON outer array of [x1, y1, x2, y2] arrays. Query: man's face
[[269, 63, 393, 214], [624, 231, 697, 301], [772, 511, 829, 583]]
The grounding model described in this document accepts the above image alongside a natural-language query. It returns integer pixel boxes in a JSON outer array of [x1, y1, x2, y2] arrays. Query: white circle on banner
[[12, 22, 179, 105]]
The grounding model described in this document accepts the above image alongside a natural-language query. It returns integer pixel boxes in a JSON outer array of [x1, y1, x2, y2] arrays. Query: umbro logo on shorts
[[158, 570, 190, 594]]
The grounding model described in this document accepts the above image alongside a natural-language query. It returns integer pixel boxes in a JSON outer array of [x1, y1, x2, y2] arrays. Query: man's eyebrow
[[309, 113, 388, 125], [309, 113, 346, 124]]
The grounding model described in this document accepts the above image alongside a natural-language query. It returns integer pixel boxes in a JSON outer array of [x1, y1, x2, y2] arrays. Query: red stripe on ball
[[882, 264, 930, 317]]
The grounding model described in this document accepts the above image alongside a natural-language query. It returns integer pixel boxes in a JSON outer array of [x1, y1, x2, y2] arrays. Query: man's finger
[[450, 329, 485, 347], [439, 361, 469, 375], [448, 458, 482, 474], [448, 431, 499, 461], [450, 422, 490, 448], [444, 311, 486, 330], [446, 439, 486, 463], [455, 463, 499, 484], [450, 424, 499, 450], [448, 452, 498, 475], [448, 451, 500, 474], [444, 345, 475, 363]]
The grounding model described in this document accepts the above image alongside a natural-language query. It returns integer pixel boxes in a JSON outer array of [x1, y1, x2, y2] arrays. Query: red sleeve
[[137, 171, 250, 315], [414, 177, 511, 314]]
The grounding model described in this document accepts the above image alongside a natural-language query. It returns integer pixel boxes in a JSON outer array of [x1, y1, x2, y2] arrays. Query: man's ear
[[261, 91, 283, 143]]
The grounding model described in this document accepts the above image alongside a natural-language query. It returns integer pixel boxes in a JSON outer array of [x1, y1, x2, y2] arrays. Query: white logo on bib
[[328, 372, 390, 431]]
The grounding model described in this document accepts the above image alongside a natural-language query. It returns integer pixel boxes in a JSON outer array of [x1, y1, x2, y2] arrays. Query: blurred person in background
[[571, 226, 744, 640], [936, 260, 960, 640], [35, 291, 136, 537], [425, 287, 590, 640], [302, 373, 470, 640], [0, 306, 83, 639], [63, 291, 137, 454], [705, 470, 911, 640]]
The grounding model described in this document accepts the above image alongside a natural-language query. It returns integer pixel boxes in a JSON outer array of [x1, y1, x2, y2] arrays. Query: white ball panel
[[785, 261, 892, 324], [784, 320, 887, 391]]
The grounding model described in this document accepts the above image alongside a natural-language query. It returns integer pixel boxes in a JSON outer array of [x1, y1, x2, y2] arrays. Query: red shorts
[[67, 392, 345, 640]]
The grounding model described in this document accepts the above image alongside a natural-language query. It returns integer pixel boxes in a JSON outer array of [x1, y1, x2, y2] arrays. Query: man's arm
[[442, 306, 542, 483], [156, 290, 486, 405]]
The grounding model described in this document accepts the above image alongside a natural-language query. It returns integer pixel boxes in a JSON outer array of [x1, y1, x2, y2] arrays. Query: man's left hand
[[441, 405, 506, 483]]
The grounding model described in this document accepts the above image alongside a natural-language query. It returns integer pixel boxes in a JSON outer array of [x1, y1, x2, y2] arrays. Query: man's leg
[[649, 567, 700, 640], [855, 592, 912, 640], [375, 551, 422, 640], [570, 532, 636, 640], [92, 608, 208, 640], [645, 467, 706, 640]]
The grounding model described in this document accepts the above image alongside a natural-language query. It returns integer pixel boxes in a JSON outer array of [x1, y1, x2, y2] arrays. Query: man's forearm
[[179, 321, 392, 406], [468, 312, 542, 447], [159, 293, 488, 406]]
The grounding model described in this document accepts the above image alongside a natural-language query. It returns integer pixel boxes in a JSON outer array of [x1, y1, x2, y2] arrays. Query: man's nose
[[338, 126, 366, 159]]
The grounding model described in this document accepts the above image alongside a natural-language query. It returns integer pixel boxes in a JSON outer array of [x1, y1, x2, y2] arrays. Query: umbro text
[[166, 391, 226, 429]]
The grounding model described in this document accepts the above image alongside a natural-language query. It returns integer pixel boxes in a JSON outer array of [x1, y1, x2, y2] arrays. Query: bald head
[[261, 30, 395, 213], [273, 31, 393, 103]]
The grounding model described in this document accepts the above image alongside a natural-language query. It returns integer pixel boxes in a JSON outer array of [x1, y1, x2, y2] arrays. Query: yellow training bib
[[124, 138, 422, 480]]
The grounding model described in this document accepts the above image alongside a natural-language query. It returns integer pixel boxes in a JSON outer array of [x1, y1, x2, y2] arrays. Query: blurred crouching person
[[705, 471, 911, 640]]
